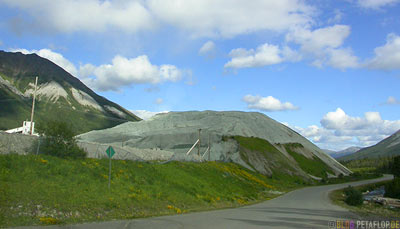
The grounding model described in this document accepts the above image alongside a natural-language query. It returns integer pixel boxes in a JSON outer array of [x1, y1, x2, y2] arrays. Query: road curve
[[20, 175, 393, 229]]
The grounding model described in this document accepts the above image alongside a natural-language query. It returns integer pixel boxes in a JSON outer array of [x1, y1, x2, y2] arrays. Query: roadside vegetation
[[0, 124, 389, 227], [330, 181, 400, 219], [340, 156, 396, 175], [0, 154, 298, 227], [283, 144, 334, 178], [37, 120, 86, 159], [330, 156, 400, 219]]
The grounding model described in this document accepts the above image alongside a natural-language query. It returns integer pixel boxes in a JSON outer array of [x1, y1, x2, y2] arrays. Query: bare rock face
[[0, 50, 140, 133], [78, 111, 352, 176]]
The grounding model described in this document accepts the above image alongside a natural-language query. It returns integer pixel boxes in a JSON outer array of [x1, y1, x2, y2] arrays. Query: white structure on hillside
[[6, 121, 38, 136], [6, 76, 39, 136]]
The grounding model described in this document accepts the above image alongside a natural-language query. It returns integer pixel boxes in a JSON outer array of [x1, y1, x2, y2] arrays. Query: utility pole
[[198, 129, 201, 156], [30, 76, 38, 135]]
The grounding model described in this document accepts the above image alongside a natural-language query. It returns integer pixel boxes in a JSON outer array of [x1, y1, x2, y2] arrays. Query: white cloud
[[286, 24, 360, 69], [327, 9, 343, 24], [199, 41, 216, 57], [131, 110, 169, 120], [243, 95, 299, 112], [10, 48, 78, 76], [281, 46, 303, 62], [286, 25, 350, 53], [292, 108, 400, 150], [2, 0, 314, 37], [367, 33, 400, 70], [148, 0, 314, 38], [321, 108, 374, 130], [2, 0, 154, 33], [154, 98, 163, 104], [327, 48, 359, 69], [224, 25, 359, 70], [81, 55, 183, 91], [11, 48, 184, 91], [224, 43, 284, 69], [225, 25, 359, 70], [357, 0, 400, 9], [386, 96, 400, 105]]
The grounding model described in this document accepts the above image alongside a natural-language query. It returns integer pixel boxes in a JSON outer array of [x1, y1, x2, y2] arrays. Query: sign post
[[106, 146, 115, 189]]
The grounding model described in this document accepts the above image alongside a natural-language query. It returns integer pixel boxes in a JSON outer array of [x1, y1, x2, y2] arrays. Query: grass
[[0, 154, 299, 227], [232, 136, 304, 182], [330, 180, 400, 219], [284, 145, 334, 178], [227, 136, 340, 184], [233, 136, 281, 154]]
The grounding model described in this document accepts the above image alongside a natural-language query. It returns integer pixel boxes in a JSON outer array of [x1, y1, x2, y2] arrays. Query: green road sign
[[106, 146, 115, 158]]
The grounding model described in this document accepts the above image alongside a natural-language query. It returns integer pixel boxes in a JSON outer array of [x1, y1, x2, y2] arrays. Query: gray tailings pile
[[78, 111, 351, 177]]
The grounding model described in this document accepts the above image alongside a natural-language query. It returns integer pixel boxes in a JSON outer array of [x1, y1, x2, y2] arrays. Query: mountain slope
[[0, 50, 140, 133], [339, 130, 400, 161], [328, 146, 362, 159], [78, 111, 351, 177]]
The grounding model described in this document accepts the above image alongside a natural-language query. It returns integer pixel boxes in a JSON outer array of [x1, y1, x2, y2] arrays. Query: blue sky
[[1, 0, 400, 151]]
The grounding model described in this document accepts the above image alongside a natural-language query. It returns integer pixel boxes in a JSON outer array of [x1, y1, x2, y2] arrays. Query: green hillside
[[233, 136, 334, 179], [339, 130, 400, 161], [0, 50, 140, 134], [0, 154, 301, 227]]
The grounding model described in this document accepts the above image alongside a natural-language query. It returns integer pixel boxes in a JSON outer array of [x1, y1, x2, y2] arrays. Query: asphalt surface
[[20, 175, 393, 229]]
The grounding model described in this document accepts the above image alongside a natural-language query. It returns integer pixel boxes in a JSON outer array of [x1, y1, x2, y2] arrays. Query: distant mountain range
[[338, 130, 400, 161], [323, 146, 363, 159], [0, 50, 140, 134]]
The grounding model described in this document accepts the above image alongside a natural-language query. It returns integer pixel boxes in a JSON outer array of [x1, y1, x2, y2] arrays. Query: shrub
[[392, 156, 400, 178], [384, 177, 400, 199], [38, 121, 86, 159], [344, 185, 363, 206]]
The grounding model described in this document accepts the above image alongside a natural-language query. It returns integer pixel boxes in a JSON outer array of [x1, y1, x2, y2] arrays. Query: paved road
[[21, 175, 393, 229]]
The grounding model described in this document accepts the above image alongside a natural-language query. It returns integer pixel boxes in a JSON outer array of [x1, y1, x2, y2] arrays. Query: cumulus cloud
[[223, 44, 302, 70], [327, 48, 359, 69], [1, 0, 154, 33], [286, 24, 359, 69], [224, 43, 285, 69], [80, 55, 183, 91], [321, 108, 383, 130], [286, 25, 350, 53], [11, 48, 184, 91], [131, 110, 169, 120], [243, 95, 299, 112], [225, 25, 358, 70], [366, 33, 400, 70], [1, 0, 314, 37], [11, 48, 78, 76], [386, 96, 400, 105], [357, 0, 400, 9], [148, 0, 314, 38], [199, 41, 216, 57], [292, 108, 400, 150]]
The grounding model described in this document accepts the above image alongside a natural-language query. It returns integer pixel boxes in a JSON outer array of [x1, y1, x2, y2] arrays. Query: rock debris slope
[[79, 111, 351, 177]]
